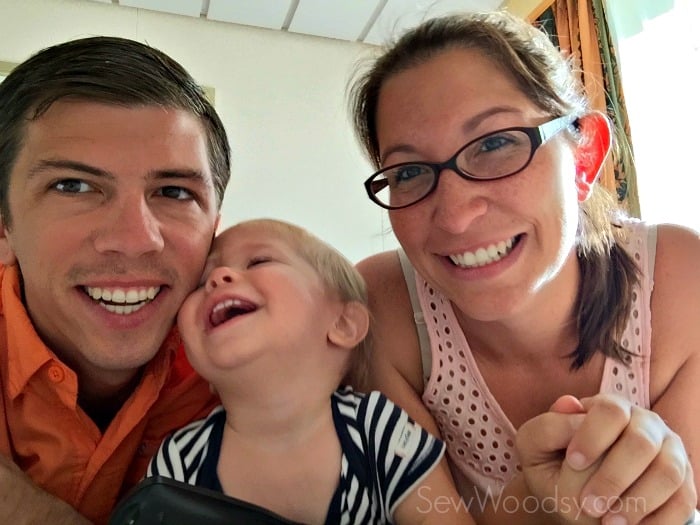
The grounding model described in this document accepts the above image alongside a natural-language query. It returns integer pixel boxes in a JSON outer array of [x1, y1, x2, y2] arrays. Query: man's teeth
[[85, 286, 161, 315], [449, 237, 515, 268]]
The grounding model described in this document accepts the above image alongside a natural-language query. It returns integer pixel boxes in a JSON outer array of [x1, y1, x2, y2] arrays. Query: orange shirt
[[0, 264, 218, 524]]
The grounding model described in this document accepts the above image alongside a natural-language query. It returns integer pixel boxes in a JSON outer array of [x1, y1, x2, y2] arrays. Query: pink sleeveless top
[[404, 220, 655, 494]]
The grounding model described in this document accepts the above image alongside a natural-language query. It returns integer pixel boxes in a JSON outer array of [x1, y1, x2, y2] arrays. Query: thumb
[[517, 411, 586, 465], [550, 394, 585, 414]]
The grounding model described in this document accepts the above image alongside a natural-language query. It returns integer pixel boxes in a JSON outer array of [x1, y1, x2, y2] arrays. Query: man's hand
[[0, 454, 91, 525]]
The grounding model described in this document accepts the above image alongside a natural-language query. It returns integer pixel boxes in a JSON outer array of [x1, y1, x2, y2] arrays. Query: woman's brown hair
[[348, 11, 639, 368]]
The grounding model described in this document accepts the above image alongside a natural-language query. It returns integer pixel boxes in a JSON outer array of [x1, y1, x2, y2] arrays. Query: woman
[[349, 10, 698, 524]]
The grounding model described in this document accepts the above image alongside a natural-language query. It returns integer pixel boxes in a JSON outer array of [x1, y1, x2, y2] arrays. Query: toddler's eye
[[247, 256, 272, 268]]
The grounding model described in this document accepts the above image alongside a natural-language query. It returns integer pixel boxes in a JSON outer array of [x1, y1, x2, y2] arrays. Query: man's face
[[0, 100, 220, 387]]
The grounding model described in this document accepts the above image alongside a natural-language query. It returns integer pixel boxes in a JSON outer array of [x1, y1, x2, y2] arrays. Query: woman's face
[[375, 47, 582, 321]]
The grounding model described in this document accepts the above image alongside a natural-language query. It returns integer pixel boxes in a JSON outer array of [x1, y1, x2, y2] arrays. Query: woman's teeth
[[449, 237, 516, 268]]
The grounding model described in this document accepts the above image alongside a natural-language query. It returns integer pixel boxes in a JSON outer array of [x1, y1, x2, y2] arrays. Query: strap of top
[[396, 223, 658, 394], [647, 224, 658, 278], [397, 248, 432, 385]]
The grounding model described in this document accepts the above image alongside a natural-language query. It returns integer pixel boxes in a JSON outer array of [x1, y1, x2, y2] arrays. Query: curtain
[[551, 0, 640, 216]]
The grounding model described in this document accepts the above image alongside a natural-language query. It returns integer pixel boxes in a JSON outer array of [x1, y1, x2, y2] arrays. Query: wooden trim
[[0, 61, 17, 77], [202, 85, 215, 105], [502, 0, 554, 22]]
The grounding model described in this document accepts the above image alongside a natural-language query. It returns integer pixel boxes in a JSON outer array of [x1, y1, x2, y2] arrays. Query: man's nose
[[93, 197, 165, 257]]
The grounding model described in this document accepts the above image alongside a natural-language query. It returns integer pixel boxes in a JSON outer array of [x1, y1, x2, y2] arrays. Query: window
[[606, 0, 700, 231]]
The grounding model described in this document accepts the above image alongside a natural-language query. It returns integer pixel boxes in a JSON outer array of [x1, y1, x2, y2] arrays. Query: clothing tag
[[395, 421, 416, 458]]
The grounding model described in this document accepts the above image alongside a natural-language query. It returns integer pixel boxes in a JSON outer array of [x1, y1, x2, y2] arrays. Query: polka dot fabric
[[417, 220, 654, 494]]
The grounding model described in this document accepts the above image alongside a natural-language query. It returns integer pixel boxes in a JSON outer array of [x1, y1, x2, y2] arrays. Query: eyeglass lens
[[371, 129, 533, 208]]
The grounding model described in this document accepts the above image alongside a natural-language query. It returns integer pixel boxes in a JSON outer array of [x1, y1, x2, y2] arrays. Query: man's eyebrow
[[150, 169, 209, 184], [27, 160, 209, 185], [28, 159, 112, 179]]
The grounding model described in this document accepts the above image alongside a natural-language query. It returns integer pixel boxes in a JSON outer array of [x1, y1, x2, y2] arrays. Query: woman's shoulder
[[355, 249, 426, 396], [653, 223, 700, 293], [648, 221, 700, 402], [654, 222, 700, 256], [356, 249, 414, 318], [614, 219, 699, 268], [356, 250, 403, 286]]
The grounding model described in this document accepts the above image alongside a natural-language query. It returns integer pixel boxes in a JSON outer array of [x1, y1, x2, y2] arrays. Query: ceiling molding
[[85, 0, 505, 44]]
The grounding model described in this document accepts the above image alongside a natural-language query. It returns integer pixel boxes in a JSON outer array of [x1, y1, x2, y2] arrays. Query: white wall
[[0, 0, 399, 262]]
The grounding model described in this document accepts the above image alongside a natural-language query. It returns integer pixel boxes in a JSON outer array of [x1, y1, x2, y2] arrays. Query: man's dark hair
[[0, 36, 231, 227]]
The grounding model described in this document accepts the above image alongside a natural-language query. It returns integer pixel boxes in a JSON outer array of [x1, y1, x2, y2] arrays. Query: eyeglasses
[[364, 114, 577, 210]]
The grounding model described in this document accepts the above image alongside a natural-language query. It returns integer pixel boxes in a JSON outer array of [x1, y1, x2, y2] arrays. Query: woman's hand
[[517, 394, 697, 524]]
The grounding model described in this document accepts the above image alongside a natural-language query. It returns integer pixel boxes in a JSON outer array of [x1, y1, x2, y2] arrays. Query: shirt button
[[48, 365, 65, 383]]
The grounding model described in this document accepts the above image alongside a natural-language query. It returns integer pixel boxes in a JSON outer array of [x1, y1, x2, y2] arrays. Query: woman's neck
[[456, 251, 582, 364]]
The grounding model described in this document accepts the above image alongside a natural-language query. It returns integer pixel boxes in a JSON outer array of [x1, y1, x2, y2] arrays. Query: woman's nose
[[431, 169, 489, 233]]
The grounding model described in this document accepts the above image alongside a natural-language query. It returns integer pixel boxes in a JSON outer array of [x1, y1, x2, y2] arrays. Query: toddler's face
[[177, 223, 342, 379]]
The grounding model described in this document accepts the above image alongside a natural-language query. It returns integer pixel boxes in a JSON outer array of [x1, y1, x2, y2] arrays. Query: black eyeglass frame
[[364, 114, 578, 210]]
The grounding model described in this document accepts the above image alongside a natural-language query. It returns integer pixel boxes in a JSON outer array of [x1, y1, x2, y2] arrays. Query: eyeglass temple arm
[[368, 179, 389, 193], [538, 115, 577, 143]]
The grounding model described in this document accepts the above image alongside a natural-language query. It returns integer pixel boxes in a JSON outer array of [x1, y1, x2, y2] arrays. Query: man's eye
[[158, 186, 193, 200], [53, 179, 92, 193]]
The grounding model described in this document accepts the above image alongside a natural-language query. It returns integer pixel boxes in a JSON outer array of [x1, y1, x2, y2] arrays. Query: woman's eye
[[158, 186, 193, 200], [395, 165, 426, 182], [53, 179, 92, 193], [478, 135, 513, 152]]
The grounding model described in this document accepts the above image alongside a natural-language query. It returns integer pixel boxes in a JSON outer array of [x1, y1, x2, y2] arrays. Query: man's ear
[[0, 217, 17, 266], [328, 301, 369, 350], [574, 111, 612, 202]]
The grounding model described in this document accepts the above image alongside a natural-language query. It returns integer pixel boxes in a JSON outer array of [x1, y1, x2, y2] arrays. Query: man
[[0, 36, 230, 524]]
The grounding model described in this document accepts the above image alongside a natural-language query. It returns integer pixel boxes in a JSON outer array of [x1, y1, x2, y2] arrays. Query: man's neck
[[77, 368, 143, 432]]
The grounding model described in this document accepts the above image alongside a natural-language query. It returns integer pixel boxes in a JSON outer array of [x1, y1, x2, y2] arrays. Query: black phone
[[109, 476, 302, 525]]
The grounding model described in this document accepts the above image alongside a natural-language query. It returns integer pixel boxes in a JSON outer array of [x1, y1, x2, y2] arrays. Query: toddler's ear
[[574, 111, 612, 201], [328, 301, 369, 350], [0, 218, 17, 266]]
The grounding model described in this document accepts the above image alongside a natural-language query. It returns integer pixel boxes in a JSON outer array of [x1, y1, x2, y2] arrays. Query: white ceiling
[[87, 0, 505, 45]]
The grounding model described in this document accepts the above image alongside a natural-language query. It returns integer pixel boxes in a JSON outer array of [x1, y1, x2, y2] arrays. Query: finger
[[554, 456, 602, 522], [516, 412, 586, 466], [601, 460, 700, 525], [600, 434, 692, 524], [550, 394, 586, 414], [566, 395, 632, 471], [578, 406, 666, 517]]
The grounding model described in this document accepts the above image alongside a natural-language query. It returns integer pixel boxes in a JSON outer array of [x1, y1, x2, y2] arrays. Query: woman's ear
[[328, 301, 369, 350], [574, 111, 612, 202], [0, 218, 17, 266]]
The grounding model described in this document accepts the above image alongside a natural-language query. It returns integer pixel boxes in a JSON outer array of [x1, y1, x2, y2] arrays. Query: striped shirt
[[147, 387, 445, 524]]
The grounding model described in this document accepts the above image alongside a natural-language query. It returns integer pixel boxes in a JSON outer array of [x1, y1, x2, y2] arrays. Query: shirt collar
[[1, 264, 179, 401]]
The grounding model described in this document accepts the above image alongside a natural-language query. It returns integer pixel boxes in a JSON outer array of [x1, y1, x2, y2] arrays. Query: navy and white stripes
[[147, 387, 444, 524]]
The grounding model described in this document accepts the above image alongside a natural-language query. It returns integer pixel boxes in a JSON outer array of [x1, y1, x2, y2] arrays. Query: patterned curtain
[[548, 0, 640, 216]]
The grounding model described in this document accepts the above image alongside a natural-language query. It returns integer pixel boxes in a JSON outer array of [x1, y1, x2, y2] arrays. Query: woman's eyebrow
[[459, 106, 523, 134], [380, 106, 524, 162]]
